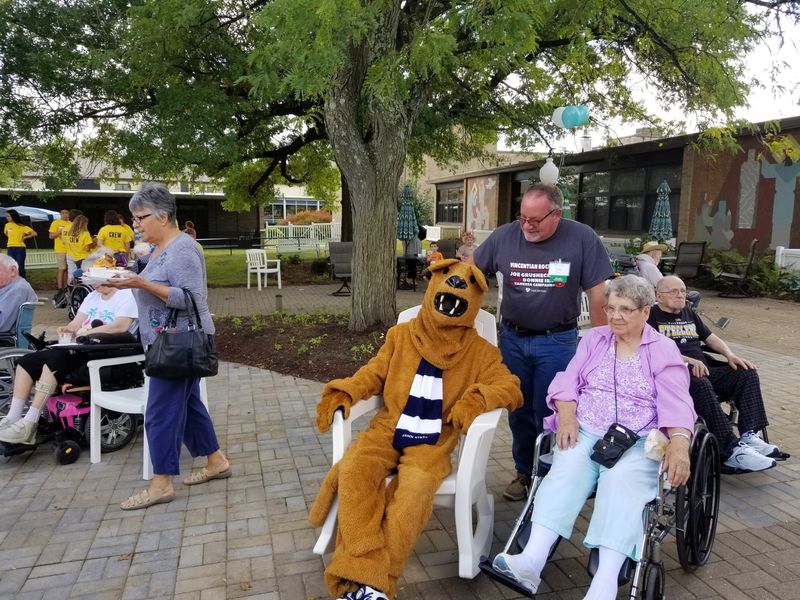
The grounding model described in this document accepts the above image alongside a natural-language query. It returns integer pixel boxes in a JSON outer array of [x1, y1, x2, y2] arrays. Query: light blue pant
[[531, 429, 659, 560]]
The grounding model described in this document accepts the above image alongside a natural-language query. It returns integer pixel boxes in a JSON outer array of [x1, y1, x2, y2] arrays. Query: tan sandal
[[183, 464, 231, 486], [120, 488, 175, 510]]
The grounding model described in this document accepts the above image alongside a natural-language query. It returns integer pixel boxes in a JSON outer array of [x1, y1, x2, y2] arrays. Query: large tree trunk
[[339, 171, 353, 242]]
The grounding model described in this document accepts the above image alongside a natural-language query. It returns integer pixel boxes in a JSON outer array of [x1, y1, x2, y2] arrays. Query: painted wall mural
[[689, 129, 800, 253], [466, 175, 498, 232]]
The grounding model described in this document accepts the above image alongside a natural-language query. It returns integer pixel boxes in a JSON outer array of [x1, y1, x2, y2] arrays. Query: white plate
[[81, 272, 131, 284]]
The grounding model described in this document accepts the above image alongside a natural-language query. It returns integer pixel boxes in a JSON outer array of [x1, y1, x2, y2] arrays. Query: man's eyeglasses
[[658, 288, 687, 296], [131, 213, 153, 224], [517, 208, 558, 227], [603, 305, 644, 317]]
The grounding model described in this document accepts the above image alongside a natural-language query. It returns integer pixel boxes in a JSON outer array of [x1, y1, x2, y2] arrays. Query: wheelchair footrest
[[0, 441, 39, 458], [479, 558, 536, 598]]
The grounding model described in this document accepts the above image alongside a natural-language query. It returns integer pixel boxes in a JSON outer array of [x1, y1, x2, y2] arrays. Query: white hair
[[0, 253, 19, 271]]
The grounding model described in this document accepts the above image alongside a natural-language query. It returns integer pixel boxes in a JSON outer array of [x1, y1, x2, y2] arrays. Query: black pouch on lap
[[590, 422, 640, 468]]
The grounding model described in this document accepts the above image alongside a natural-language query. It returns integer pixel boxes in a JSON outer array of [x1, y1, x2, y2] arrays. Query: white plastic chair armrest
[[331, 395, 383, 463], [454, 408, 503, 496], [87, 354, 146, 390]]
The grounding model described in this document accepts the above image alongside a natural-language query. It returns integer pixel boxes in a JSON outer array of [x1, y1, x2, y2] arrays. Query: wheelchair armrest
[[87, 354, 146, 391], [331, 395, 384, 463]]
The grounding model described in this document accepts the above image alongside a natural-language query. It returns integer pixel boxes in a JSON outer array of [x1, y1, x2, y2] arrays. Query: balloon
[[551, 107, 566, 129], [553, 104, 590, 129], [539, 157, 559, 185]]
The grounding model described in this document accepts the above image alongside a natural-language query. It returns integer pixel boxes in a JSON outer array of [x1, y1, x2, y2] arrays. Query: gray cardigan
[[133, 233, 214, 347]]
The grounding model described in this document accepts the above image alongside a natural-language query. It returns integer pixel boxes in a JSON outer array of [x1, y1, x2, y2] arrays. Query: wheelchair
[[481, 421, 721, 599], [52, 279, 93, 320], [0, 336, 144, 464]]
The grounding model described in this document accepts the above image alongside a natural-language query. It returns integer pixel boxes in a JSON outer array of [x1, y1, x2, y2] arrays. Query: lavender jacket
[[543, 324, 696, 435]]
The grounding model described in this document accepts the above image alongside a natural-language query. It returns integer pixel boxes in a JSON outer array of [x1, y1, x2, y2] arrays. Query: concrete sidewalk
[[4, 284, 799, 599]]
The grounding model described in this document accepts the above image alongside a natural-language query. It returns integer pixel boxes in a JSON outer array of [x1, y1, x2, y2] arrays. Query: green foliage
[[230, 316, 243, 331], [350, 342, 376, 363], [703, 249, 800, 299], [311, 257, 330, 276], [249, 316, 266, 333]]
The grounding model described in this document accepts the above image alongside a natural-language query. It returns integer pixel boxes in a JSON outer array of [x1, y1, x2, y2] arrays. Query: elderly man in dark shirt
[[0, 254, 37, 344]]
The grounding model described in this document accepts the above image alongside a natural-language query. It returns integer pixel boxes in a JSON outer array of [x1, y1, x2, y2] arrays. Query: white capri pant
[[531, 428, 660, 560]]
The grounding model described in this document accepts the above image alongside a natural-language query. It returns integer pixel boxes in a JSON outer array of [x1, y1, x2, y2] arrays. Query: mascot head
[[409, 259, 488, 369], [422, 259, 488, 327]]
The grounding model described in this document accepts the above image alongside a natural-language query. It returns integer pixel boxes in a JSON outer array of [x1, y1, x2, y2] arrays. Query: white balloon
[[539, 156, 560, 185], [551, 107, 566, 129]]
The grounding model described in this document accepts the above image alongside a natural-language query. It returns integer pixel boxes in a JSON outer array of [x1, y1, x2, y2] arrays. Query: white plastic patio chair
[[88, 354, 208, 480], [312, 306, 502, 578], [246, 248, 281, 290]]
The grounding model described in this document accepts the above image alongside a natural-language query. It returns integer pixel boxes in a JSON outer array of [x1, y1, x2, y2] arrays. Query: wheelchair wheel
[[68, 283, 92, 320], [643, 561, 665, 600], [86, 409, 138, 452], [55, 440, 81, 465], [0, 348, 34, 416], [675, 431, 721, 571]]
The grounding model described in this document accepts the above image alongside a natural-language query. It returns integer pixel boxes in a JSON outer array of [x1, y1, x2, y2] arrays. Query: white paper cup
[[58, 332, 74, 345]]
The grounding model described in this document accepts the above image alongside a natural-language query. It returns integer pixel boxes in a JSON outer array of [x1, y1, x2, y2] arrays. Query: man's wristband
[[670, 432, 691, 443]]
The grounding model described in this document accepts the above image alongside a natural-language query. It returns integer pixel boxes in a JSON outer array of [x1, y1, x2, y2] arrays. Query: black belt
[[502, 318, 577, 337]]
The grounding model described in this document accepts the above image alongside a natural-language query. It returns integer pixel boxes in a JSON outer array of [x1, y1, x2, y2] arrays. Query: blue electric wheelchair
[[481, 421, 721, 599]]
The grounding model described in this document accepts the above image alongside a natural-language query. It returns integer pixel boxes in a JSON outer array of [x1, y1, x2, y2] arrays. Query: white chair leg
[[90, 401, 101, 464], [277, 268, 282, 289], [312, 497, 339, 555], [454, 488, 493, 578], [143, 428, 153, 480], [200, 378, 209, 410], [247, 270, 251, 289]]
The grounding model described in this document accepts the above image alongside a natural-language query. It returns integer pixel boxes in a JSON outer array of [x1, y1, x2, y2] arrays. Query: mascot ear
[[428, 258, 460, 273], [467, 264, 488, 292]]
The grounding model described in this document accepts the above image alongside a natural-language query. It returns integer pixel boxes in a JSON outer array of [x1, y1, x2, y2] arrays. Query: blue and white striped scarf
[[393, 358, 444, 449]]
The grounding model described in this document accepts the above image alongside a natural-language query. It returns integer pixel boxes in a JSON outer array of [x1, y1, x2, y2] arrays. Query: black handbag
[[144, 288, 218, 379]]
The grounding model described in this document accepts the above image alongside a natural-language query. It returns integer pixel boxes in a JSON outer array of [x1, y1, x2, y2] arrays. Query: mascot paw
[[316, 389, 353, 433], [447, 394, 485, 433]]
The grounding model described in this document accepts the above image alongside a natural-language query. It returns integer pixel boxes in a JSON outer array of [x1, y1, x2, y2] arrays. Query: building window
[[180, 182, 189, 193], [436, 185, 463, 224], [76, 178, 100, 190], [114, 183, 131, 191], [576, 166, 680, 235]]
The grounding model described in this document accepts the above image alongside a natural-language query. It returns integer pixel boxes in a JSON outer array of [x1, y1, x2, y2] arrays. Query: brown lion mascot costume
[[309, 259, 522, 600]]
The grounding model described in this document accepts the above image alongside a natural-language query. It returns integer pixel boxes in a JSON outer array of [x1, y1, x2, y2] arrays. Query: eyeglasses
[[131, 213, 153, 224], [603, 305, 644, 317], [658, 288, 687, 296], [517, 208, 558, 227]]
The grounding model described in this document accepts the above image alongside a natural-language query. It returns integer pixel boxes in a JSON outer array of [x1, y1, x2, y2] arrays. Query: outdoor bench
[[25, 251, 58, 270]]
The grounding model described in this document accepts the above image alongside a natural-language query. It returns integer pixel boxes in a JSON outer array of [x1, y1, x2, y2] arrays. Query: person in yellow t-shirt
[[48, 208, 72, 291], [62, 214, 92, 282], [97, 210, 133, 260], [3, 209, 37, 279], [117, 213, 136, 247]]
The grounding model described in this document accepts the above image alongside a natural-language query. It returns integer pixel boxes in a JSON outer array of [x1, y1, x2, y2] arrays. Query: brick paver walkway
[[2, 285, 798, 599]]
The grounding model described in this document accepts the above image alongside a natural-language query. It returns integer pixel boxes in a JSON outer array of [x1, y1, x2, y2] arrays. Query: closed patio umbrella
[[396, 185, 418, 253], [649, 180, 674, 241]]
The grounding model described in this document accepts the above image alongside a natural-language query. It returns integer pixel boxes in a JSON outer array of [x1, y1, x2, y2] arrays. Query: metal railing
[[261, 222, 342, 242]]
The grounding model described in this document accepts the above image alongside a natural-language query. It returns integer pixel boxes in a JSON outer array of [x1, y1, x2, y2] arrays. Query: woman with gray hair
[[107, 182, 229, 510], [492, 275, 695, 600]]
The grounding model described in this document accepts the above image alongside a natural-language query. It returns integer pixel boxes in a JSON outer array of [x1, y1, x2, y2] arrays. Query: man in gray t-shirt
[[0, 254, 38, 343], [469, 184, 612, 500]]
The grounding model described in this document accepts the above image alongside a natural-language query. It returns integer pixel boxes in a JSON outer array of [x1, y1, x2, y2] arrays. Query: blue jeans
[[7, 247, 26, 279], [499, 325, 578, 476]]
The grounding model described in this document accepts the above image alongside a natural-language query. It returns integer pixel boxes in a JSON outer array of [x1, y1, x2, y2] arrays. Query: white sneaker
[[740, 431, 781, 458], [492, 552, 541, 594], [0, 420, 37, 445], [0, 416, 13, 430], [724, 441, 776, 472]]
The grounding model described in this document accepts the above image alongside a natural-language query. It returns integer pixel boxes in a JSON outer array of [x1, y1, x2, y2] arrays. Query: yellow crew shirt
[[49, 219, 71, 252], [63, 229, 93, 261], [4, 222, 34, 247], [97, 224, 133, 253]]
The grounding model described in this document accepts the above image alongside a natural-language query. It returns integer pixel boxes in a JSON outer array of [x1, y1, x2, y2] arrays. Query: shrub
[[278, 210, 332, 225], [311, 257, 330, 275]]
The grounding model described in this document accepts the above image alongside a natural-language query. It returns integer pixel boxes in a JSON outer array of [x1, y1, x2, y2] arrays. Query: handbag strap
[[163, 288, 205, 331]]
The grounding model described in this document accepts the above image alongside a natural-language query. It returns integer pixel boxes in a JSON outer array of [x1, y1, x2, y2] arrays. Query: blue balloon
[[561, 104, 590, 129]]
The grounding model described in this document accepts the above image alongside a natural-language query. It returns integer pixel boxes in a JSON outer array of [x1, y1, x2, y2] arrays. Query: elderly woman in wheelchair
[[0, 284, 138, 446], [489, 276, 699, 599]]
